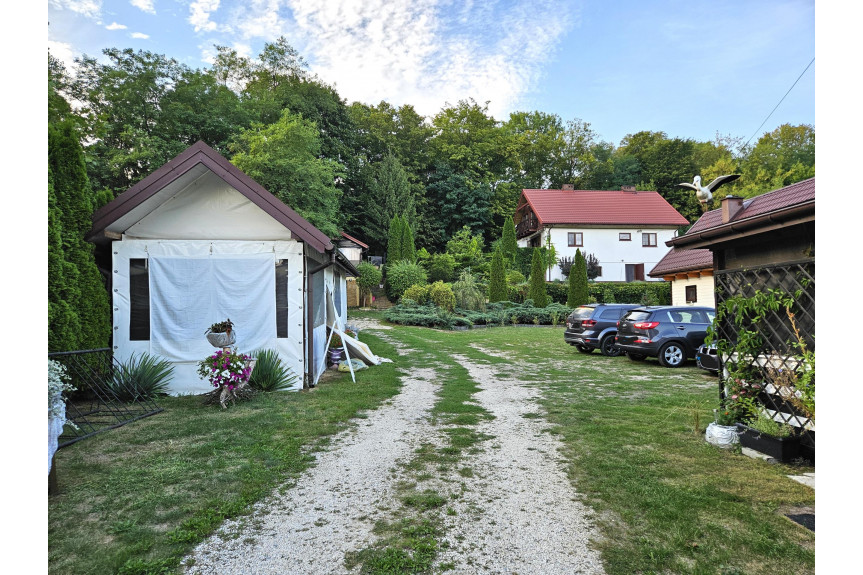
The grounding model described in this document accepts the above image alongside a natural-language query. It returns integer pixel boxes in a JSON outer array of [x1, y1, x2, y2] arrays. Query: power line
[[743, 57, 815, 150]]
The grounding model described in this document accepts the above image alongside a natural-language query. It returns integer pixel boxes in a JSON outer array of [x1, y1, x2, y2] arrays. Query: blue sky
[[47, 0, 814, 148]]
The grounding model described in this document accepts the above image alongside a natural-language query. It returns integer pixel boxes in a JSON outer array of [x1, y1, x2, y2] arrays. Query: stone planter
[[207, 329, 236, 348], [735, 423, 801, 462]]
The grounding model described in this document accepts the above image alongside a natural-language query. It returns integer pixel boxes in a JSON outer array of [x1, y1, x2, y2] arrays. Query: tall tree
[[737, 124, 815, 197], [400, 216, 417, 263], [425, 162, 492, 247], [487, 247, 508, 303], [387, 215, 404, 265], [528, 248, 549, 308], [362, 154, 416, 254], [48, 121, 111, 352], [567, 249, 589, 307], [500, 216, 518, 266], [230, 109, 343, 237]]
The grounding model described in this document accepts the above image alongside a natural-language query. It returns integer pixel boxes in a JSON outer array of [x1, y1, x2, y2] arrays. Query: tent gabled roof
[[518, 188, 689, 227], [87, 141, 334, 253]]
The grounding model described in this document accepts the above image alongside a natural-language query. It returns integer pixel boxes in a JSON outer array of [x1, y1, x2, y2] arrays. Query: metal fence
[[48, 349, 163, 448], [713, 258, 815, 457]]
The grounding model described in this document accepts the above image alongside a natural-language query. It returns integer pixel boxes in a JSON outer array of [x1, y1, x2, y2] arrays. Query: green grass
[[50, 314, 815, 575]]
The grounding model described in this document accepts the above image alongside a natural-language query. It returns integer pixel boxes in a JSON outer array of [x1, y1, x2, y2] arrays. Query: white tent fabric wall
[[112, 239, 305, 395]]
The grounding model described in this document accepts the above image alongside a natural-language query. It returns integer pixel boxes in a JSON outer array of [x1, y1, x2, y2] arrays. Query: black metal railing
[[48, 349, 163, 448], [713, 258, 815, 457]]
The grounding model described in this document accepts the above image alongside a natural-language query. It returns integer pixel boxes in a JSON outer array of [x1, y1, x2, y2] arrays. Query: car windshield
[[570, 307, 595, 319], [622, 310, 652, 321]]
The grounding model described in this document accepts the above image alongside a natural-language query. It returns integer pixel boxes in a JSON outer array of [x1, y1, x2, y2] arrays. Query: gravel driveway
[[184, 320, 606, 574]]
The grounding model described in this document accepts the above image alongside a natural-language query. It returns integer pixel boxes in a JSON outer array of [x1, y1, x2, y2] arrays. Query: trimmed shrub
[[501, 217, 518, 264], [403, 283, 430, 304], [248, 349, 298, 392], [429, 281, 456, 311], [567, 249, 589, 307], [386, 261, 428, 301], [528, 248, 549, 308], [356, 262, 382, 307], [506, 269, 526, 286], [487, 247, 508, 303]]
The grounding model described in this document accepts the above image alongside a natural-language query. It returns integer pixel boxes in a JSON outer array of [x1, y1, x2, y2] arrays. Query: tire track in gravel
[[432, 353, 606, 575], [184, 362, 441, 574]]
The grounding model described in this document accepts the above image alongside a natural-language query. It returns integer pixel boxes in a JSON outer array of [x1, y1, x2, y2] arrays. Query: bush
[[428, 253, 456, 283], [403, 283, 430, 304], [248, 349, 298, 392], [528, 248, 549, 308], [109, 353, 174, 401], [356, 262, 382, 307], [506, 269, 525, 286], [487, 248, 508, 303], [386, 261, 428, 301], [452, 270, 485, 311], [429, 281, 456, 311], [384, 301, 470, 329]]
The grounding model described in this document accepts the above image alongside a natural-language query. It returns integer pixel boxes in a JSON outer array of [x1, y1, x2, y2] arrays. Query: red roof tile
[[687, 178, 815, 235], [649, 248, 713, 277], [520, 189, 689, 227]]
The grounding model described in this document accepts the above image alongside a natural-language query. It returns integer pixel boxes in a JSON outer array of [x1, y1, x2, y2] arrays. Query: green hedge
[[384, 300, 573, 329], [546, 281, 670, 306]]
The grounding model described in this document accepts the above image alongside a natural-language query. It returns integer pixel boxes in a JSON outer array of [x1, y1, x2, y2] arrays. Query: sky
[[47, 0, 814, 148]]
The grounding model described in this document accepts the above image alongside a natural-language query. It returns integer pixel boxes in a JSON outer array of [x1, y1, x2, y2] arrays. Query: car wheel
[[576, 344, 593, 354], [659, 342, 685, 367], [600, 335, 622, 357], [627, 352, 646, 362]]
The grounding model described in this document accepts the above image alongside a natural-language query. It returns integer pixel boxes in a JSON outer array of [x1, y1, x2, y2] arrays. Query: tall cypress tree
[[528, 248, 549, 308], [501, 216, 518, 265], [400, 216, 416, 263], [487, 247, 508, 303], [48, 121, 111, 351], [387, 214, 403, 264], [567, 249, 589, 307]]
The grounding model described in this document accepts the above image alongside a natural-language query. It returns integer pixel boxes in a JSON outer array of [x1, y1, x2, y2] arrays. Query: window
[[685, 285, 697, 304], [642, 233, 657, 247], [619, 233, 631, 241], [625, 263, 645, 282], [275, 260, 289, 338], [568, 232, 583, 247], [129, 259, 150, 340]]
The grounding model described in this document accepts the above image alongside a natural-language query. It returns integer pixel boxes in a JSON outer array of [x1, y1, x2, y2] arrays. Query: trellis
[[48, 349, 163, 448], [713, 258, 815, 457]]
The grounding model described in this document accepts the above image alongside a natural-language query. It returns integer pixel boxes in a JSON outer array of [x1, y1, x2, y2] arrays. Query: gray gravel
[[183, 322, 606, 574]]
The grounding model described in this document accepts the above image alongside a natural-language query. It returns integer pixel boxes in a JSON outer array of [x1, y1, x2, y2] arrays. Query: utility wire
[[743, 57, 815, 150]]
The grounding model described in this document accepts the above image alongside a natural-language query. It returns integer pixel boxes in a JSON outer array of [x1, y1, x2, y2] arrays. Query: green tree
[[48, 121, 111, 351], [488, 247, 508, 303], [544, 233, 557, 281], [230, 109, 343, 237], [445, 225, 487, 276], [738, 124, 815, 197], [567, 249, 589, 307], [387, 215, 404, 264], [400, 216, 417, 263], [427, 253, 456, 283], [500, 216, 518, 265], [355, 262, 382, 308], [385, 261, 428, 301], [452, 270, 485, 311], [362, 155, 416, 253], [528, 248, 549, 308]]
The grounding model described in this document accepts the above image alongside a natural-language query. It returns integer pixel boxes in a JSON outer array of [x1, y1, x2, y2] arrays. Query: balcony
[[516, 212, 539, 239]]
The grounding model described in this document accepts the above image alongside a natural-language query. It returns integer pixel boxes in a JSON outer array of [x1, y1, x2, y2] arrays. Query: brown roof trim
[[87, 141, 334, 253], [667, 201, 814, 250], [339, 231, 369, 249]]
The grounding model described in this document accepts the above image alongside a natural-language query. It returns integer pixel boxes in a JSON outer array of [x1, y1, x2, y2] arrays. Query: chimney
[[562, 183, 575, 191], [721, 195, 745, 223], [621, 185, 636, 192]]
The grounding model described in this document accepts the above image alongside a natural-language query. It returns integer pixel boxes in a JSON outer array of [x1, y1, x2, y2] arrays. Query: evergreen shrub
[[386, 261, 428, 301], [402, 284, 430, 304], [429, 281, 456, 311]]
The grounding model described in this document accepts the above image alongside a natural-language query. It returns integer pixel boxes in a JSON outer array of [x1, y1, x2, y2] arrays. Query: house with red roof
[[648, 248, 715, 307], [513, 185, 689, 282]]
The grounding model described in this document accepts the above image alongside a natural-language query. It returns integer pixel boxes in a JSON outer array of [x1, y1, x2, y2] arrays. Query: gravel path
[[183, 321, 605, 574]]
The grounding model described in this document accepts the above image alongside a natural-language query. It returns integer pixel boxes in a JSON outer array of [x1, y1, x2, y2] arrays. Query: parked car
[[564, 303, 640, 356], [696, 343, 719, 373], [614, 306, 716, 367]]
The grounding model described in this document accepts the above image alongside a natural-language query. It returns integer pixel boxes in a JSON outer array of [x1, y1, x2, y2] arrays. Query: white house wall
[[112, 239, 305, 395], [670, 275, 716, 308], [520, 227, 677, 282]]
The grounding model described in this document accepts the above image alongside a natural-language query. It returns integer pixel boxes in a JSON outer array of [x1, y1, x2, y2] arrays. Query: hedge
[[546, 281, 670, 306]]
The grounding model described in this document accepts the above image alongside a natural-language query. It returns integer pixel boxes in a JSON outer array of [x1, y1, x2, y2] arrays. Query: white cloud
[[130, 0, 156, 14], [189, 0, 221, 33], [48, 40, 79, 71], [131, 32, 150, 39], [49, 0, 102, 20], [105, 22, 127, 30]]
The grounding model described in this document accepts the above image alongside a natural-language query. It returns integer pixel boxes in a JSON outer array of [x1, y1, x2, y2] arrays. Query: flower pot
[[705, 422, 739, 448], [207, 329, 236, 348], [329, 347, 344, 364], [735, 423, 801, 462]]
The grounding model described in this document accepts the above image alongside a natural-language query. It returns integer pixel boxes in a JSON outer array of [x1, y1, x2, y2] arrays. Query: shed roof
[[648, 247, 713, 277], [339, 231, 369, 249], [518, 188, 689, 227], [669, 178, 815, 250], [87, 141, 334, 254]]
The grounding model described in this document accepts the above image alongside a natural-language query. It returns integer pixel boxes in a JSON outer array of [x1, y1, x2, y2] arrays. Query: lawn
[[48, 313, 815, 575]]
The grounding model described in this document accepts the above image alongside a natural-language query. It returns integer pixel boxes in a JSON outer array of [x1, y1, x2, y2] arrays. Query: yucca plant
[[248, 349, 298, 392], [109, 353, 174, 401]]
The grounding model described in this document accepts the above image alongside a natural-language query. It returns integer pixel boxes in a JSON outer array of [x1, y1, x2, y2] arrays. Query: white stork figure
[[679, 174, 741, 209]]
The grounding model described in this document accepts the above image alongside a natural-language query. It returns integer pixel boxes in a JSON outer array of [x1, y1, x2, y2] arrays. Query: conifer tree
[[48, 121, 111, 351], [528, 248, 549, 308], [567, 249, 589, 307], [488, 247, 508, 303], [400, 216, 416, 263], [501, 216, 518, 265], [387, 214, 403, 264]]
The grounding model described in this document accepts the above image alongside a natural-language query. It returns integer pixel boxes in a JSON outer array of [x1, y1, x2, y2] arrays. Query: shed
[[648, 247, 715, 307], [87, 141, 358, 394]]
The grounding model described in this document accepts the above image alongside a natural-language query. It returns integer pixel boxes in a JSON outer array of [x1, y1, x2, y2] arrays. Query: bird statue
[[679, 174, 741, 210]]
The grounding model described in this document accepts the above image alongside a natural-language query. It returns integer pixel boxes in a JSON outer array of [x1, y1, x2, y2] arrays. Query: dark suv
[[564, 303, 640, 356], [614, 306, 715, 367]]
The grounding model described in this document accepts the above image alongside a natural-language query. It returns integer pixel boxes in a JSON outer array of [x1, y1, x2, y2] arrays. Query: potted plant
[[197, 348, 256, 408], [735, 413, 801, 463], [328, 329, 355, 364], [205, 318, 235, 348]]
